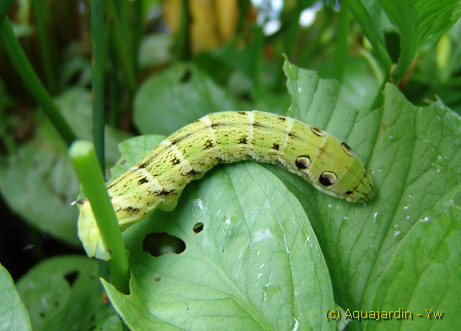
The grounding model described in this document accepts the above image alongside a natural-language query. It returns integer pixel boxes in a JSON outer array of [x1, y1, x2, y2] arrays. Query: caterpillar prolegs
[[77, 111, 375, 260]]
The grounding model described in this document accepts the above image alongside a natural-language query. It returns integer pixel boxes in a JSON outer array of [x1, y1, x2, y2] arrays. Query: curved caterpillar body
[[77, 111, 375, 259]]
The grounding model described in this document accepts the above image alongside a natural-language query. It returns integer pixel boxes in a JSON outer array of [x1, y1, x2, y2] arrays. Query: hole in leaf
[[64, 271, 79, 287], [193, 222, 204, 233], [143, 232, 186, 257], [154, 276, 161, 282], [180, 69, 192, 83]]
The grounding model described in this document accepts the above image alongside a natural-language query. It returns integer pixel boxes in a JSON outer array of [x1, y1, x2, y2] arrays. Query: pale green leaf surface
[[338, 58, 380, 111], [363, 184, 461, 330], [0, 88, 128, 245], [0, 264, 32, 331], [312, 56, 380, 111], [16, 256, 121, 331], [133, 63, 240, 136], [103, 161, 336, 330]]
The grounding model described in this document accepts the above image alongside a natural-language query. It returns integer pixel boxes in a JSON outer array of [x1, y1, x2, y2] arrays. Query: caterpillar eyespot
[[319, 171, 338, 186], [77, 111, 375, 260], [295, 156, 311, 170], [310, 127, 326, 137], [341, 142, 355, 156]]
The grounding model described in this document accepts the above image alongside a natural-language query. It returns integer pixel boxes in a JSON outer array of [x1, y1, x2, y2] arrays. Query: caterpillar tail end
[[360, 172, 376, 203], [76, 199, 112, 261], [362, 184, 376, 203]]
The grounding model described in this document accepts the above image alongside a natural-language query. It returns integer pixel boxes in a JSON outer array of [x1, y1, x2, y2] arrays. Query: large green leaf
[[103, 160, 336, 330], [99, 60, 460, 329], [363, 185, 461, 330], [0, 264, 31, 331], [16, 256, 121, 331], [282, 60, 461, 329]]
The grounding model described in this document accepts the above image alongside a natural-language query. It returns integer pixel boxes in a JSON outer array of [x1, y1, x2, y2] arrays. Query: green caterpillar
[[77, 111, 375, 260]]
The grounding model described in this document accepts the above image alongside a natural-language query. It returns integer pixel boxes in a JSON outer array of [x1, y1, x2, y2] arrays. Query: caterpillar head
[[293, 133, 375, 203]]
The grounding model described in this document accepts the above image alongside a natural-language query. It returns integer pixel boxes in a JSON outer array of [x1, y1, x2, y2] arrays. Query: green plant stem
[[32, 0, 57, 93], [91, 0, 106, 173], [108, 53, 121, 127], [0, 0, 14, 26], [0, 18, 77, 145], [105, 0, 137, 92], [173, 0, 191, 61], [383, 1, 416, 85], [390, 39, 414, 86], [333, 4, 351, 82], [69, 140, 130, 294], [133, 0, 144, 73]]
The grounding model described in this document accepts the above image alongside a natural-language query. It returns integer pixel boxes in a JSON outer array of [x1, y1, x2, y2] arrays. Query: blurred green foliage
[[0, 0, 460, 330]]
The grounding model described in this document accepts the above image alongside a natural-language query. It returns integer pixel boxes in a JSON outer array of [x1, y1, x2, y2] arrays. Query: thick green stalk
[[32, 0, 57, 93], [389, 35, 415, 86], [69, 140, 130, 294], [91, 0, 106, 173], [0, 18, 77, 145]]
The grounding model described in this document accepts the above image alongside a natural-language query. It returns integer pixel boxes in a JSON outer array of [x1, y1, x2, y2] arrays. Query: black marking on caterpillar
[[186, 169, 202, 176], [203, 139, 215, 149], [123, 206, 140, 214], [238, 137, 248, 144], [156, 189, 176, 197], [138, 177, 149, 185], [171, 157, 181, 165], [311, 127, 326, 137]]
